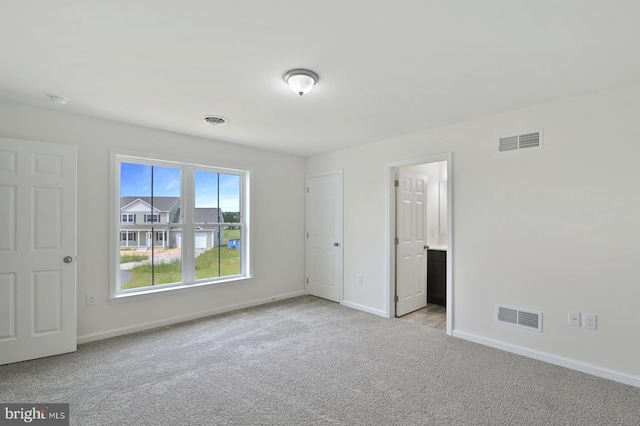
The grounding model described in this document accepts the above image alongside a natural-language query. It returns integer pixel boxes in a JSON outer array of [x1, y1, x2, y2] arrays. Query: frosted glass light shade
[[288, 74, 315, 96], [283, 69, 319, 96]]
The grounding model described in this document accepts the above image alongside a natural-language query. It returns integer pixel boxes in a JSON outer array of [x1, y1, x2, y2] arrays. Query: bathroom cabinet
[[427, 249, 446, 306]]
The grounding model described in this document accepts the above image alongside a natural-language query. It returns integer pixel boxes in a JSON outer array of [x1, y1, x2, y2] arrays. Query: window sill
[[108, 275, 252, 304]]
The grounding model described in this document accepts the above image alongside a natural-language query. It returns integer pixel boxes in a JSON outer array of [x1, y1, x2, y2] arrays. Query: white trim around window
[[109, 151, 251, 301]]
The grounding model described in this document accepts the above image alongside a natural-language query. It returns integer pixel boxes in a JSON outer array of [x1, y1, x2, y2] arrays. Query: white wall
[[0, 101, 306, 342], [307, 83, 640, 383]]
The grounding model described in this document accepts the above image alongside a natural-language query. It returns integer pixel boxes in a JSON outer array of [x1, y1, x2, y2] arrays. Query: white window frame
[[110, 151, 251, 301]]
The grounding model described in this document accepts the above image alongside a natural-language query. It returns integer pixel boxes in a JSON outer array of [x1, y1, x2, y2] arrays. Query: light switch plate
[[568, 311, 580, 327]]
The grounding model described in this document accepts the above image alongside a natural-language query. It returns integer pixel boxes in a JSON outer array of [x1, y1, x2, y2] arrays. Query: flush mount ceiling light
[[283, 69, 319, 96], [202, 115, 229, 126]]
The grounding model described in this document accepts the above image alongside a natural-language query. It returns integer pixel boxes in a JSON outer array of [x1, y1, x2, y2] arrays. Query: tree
[[223, 211, 240, 227]]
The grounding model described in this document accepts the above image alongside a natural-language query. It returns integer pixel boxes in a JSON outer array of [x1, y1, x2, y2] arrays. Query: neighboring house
[[194, 208, 224, 250], [119, 196, 223, 249]]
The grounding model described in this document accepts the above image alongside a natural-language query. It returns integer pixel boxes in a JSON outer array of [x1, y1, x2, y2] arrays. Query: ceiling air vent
[[202, 116, 229, 126], [499, 131, 542, 152], [496, 304, 542, 332]]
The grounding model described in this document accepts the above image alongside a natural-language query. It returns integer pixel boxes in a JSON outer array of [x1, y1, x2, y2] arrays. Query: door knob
[[334, 242, 340, 247], [63, 256, 73, 263], [424, 245, 429, 250]]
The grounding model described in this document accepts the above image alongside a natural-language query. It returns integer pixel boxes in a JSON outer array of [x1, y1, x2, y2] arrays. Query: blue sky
[[121, 162, 240, 211]]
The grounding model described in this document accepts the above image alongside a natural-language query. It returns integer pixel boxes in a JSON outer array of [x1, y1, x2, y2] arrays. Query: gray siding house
[[120, 196, 223, 249]]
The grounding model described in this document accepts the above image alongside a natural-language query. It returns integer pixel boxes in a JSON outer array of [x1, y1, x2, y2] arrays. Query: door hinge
[[306, 232, 309, 238], [306, 278, 309, 284], [306, 187, 309, 193], [394, 237, 399, 244], [394, 295, 399, 303], [394, 180, 399, 187]]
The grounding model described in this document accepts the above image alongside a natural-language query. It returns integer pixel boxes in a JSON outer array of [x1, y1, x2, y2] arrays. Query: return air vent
[[499, 131, 542, 152], [496, 304, 542, 332]]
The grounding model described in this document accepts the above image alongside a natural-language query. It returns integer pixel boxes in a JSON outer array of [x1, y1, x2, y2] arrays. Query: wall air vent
[[499, 131, 542, 152], [202, 115, 229, 126], [496, 304, 542, 332]]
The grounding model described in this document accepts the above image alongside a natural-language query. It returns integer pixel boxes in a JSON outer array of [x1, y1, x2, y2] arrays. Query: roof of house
[[194, 208, 222, 224], [121, 197, 221, 223], [120, 197, 180, 212]]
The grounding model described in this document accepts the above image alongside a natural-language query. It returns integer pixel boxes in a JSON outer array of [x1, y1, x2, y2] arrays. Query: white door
[[395, 169, 428, 316], [0, 138, 77, 365], [306, 171, 342, 302]]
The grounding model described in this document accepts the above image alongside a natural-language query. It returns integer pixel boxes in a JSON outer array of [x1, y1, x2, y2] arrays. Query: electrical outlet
[[86, 294, 95, 306], [584, 313, 597, 330], [568, 311, 581, 327]]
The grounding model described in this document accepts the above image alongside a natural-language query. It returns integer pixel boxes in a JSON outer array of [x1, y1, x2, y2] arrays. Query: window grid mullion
[[183, 166, 195, 284]]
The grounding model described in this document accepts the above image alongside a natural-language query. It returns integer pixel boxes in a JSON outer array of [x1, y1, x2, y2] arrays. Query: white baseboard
[[77, 290, 306, 344], [453, 330, 640, 389], [341, 299, 387, 317]]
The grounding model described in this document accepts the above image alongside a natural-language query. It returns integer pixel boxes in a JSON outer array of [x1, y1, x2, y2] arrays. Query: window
[[120, 232, 137, 241], [122, 214, 135, 223], [144, 213, 159, 223], [113, 154, 249, 298]]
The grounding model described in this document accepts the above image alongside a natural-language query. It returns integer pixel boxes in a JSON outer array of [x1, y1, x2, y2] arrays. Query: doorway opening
[[388, 154, 452, 336]]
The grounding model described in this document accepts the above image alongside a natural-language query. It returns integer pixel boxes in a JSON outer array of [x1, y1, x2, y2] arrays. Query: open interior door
[[395, 168, 428, 316]]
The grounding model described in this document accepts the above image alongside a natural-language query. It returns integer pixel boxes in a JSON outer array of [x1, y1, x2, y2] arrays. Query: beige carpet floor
[[1, 296, 639, 425]]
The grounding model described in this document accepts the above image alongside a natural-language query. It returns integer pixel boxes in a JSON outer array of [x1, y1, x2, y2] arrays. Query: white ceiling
[[2, 1, 640, 157]]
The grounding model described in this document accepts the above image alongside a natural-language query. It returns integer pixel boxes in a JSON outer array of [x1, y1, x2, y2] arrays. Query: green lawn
[[224, 228, 241, 240], [121, 260, 183, 289], [120, 254, 149, 264], [121, 245, 241, 290], [195, 246, 241, 279]]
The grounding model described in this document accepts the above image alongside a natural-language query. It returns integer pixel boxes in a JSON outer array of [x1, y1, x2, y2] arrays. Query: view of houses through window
[[117, 157, 245, 294]]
